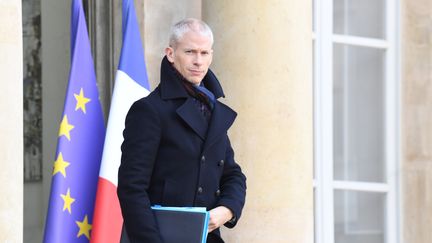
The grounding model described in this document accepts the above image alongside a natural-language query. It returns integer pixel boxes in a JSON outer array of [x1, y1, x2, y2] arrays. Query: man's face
[[166, 31, 213, 85]]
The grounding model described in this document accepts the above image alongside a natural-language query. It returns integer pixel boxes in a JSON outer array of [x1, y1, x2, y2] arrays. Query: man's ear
[[165, 47, 175, 63]]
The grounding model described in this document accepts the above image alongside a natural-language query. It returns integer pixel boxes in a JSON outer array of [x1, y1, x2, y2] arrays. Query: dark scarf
[[170, 64, 216, 112]]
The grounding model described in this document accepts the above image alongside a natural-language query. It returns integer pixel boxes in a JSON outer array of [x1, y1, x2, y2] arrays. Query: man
[[118, 18, 246, 243]]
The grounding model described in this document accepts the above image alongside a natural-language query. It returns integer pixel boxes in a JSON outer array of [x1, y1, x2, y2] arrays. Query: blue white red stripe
[[91, 0, 150, 242]]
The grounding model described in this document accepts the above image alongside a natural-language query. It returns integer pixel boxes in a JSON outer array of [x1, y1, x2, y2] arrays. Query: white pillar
[[0, 1, 23, 242], [401, 0, 432, 242], [203, 1, 313, 242]]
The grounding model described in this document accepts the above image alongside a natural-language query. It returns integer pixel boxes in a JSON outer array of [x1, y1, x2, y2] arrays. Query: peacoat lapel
[[202, 101, 237, 152], [176, 98, 208, 140], [159, 56, 236, 145]]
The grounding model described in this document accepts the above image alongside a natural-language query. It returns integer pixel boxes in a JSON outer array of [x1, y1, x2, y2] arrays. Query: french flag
[[91, 0, 150, 242]]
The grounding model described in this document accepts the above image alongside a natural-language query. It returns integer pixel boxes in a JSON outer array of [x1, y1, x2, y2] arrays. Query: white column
[[0, 1, 23, 242], [402, 0, 432, 242], [203, 1, 313, 242]]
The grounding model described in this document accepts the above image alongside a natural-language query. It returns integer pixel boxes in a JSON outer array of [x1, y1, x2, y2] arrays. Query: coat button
[[197, 187, 203, 194], [201, 156, 206, 164], [215, 189, 221, 196], [218, 160, 224, 166]]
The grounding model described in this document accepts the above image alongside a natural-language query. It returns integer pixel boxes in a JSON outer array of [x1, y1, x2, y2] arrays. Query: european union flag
[[43, 0, 105, 242]]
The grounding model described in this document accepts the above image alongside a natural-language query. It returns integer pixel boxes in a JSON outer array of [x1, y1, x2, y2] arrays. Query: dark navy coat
[[118, 57, 247, 243]]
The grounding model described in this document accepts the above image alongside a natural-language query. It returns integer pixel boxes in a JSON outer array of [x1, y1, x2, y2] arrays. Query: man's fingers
[[208, 206, 232, 233], [208, 221, 217, 233], [207, 215, 219, 233]]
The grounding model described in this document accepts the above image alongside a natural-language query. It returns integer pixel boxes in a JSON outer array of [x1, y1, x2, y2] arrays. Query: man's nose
[[193, 54, 203, 66]]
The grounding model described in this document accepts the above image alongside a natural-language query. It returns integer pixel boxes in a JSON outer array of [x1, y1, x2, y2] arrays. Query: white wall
[[0, 0, 23, 242]]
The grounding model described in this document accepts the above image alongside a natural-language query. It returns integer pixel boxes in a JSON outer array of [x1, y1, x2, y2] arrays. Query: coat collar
[[159, 56, 237, 149], [159, 56, 225, 100], [175, 97, 237, 148]]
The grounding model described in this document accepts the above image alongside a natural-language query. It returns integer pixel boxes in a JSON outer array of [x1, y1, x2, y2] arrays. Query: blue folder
[[120, 205, 209, 243], [151, 205, 210, 243]]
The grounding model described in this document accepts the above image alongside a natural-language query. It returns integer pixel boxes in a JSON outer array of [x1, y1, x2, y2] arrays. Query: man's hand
[[208, 206, 233, 233]]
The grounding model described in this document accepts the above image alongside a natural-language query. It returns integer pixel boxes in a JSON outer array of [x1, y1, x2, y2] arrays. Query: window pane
[[334, 191, 385, 243], [334, 0, 386, 39], [333, 44, 386, 182], [313, 39, 316, 180], [314, 188, 317, 242], [313, 0, 316, 31]]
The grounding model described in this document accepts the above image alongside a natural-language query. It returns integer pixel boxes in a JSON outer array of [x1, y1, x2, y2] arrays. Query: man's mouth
[[189, 70, 202, 75]]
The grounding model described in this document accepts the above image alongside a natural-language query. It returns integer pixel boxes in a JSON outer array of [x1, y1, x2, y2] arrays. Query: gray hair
[[169, 18, 214, 48]]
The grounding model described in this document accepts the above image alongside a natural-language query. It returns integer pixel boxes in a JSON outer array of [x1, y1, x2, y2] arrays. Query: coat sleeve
[[217, 136, 247, 228], [117, 99, 163, 243]]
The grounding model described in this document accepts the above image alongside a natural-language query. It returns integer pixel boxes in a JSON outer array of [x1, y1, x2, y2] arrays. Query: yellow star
[[74, 88, 91, 114], [60, 188, 76, 214], [58, 115, 74, 141], [53, 152, 70, 177], [76, 215, 92, 240]]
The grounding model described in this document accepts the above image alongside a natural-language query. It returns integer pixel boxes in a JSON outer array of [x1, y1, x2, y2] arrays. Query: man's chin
[[186, 78, 203, 85]]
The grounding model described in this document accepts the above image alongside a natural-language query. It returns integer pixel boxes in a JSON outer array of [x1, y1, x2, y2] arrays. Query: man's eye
[[185, 50, 193, 54], [201, 52, 209, 55]]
